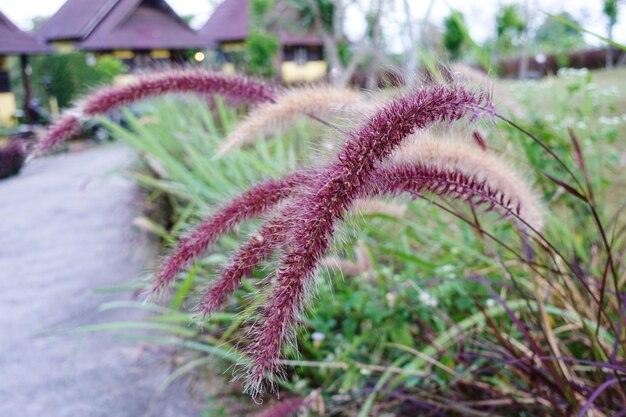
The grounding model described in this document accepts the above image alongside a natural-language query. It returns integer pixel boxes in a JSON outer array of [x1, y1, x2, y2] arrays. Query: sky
[[0, 0, 625, 48]]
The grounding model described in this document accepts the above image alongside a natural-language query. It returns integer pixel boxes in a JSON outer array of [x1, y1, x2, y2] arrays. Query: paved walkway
[[0, 145, 203, 417]]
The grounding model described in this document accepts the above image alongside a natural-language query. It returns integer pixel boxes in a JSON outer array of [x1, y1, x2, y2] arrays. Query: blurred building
[[37, 0, 205, 67], [0, 11, 52, 127], [199, 0, 327, 83]]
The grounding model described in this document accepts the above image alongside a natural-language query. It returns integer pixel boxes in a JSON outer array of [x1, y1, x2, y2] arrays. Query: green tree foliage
[[443, 11, 466, 60], [245, 0, 279, 78], [251, 0, 276, 26], [246, 30, 279, 78], [534, 12, 586, 53], [603, 0, 619, 68], [286, 0, 335, 31], [29, 53, 126, 109], [496, 4, 525, 38], [604, 0, 618, 27], [495, 4, 525, 54]]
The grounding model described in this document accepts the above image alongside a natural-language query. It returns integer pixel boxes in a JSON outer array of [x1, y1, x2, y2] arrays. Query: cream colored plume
[[320, 242, 373, 277], [391, 137, 544, 231], [215, 86, 362, 157], [352, 198, 407, 218]]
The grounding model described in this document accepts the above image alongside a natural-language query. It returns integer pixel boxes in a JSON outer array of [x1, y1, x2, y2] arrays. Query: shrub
[[29, 52, 126, 110], [0, 140, 26, 179]]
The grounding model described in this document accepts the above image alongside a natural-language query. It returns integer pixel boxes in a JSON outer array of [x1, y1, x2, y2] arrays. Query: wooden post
[[20, 55, 34, 124]]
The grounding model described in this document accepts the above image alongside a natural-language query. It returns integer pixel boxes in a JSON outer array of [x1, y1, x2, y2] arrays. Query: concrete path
[[0, 145, 204, 417]]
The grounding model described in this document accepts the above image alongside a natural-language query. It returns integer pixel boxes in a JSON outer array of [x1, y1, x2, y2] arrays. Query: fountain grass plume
[[166, 132, 541, 331], [152, 171, 311, 295], [97, 79, 537, 396], [30, 114, 83, 159], [242, 156, 539, 395], [243, 86, 491, 395], [392, 137, 544, 230], [215, 86, 362, 157], [449, 63, 522, 117], [320, 242, 373, 277], [196, 197, 404, 316], [34, 69, 276, 156], [196, 209, 294, 316]]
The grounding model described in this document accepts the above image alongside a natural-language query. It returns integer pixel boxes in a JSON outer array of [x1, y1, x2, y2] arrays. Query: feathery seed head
[[33, 115, 82, 157], [391, 137, 544, 230], [152, 171, 310, 296], [243, 86, 492, 395], [34, 70, 276, 155], [81, 70, 276, 116], [216, 86, 362, 157]]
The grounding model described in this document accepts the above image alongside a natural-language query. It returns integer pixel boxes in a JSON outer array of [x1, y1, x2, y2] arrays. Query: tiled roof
[[199, 0, 322, 47], [37, 0, 205, 50], [37, 0, 119, 42], [198, 0, 249, 46], [0, 11, 52, 55]]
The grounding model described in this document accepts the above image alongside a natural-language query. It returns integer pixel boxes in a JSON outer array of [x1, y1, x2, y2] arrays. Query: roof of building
[[199, 0, 248, 45], [199, 0, 323, 47], [37, 0, 205, 50], [0, 11, 53, 55]]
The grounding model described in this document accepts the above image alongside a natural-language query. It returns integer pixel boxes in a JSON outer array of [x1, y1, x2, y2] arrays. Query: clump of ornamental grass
[[34, 69, 551, 398], [132, 82, 548, 396], [36, 65, 626, 415]]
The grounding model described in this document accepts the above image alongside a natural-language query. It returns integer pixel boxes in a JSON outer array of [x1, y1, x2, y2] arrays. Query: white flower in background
[[486, 298, 496, 308], [312, 331, 325, 348], [598, 116, 621, 126], [557, 67, 589, 77], [436, 264, 455, 279], [584, 83, 597, 92], [385, 292, 397, 308], [419, 291, 438, 307]]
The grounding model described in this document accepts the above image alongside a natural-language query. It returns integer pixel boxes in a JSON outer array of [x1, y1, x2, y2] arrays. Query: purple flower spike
[[34, 70, 276, 155], [33, 115, 82, 157], [244, 86, 490, 395], [81, 70, 276, 116], [153, 171, 310, 295], [197, 213, 292, 316]]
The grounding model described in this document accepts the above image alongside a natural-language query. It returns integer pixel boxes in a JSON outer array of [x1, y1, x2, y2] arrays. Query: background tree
[[442, 11, 466, 60], [534, 12, 585, 54], [495, 4, 525, 57], [603, 0, 619, 69], [28, 53, 126, 110], [400, 0, 437, 86], [288, 0, 381, 86], [364, 0, 383, 89], [245, 0, 279, 77]]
